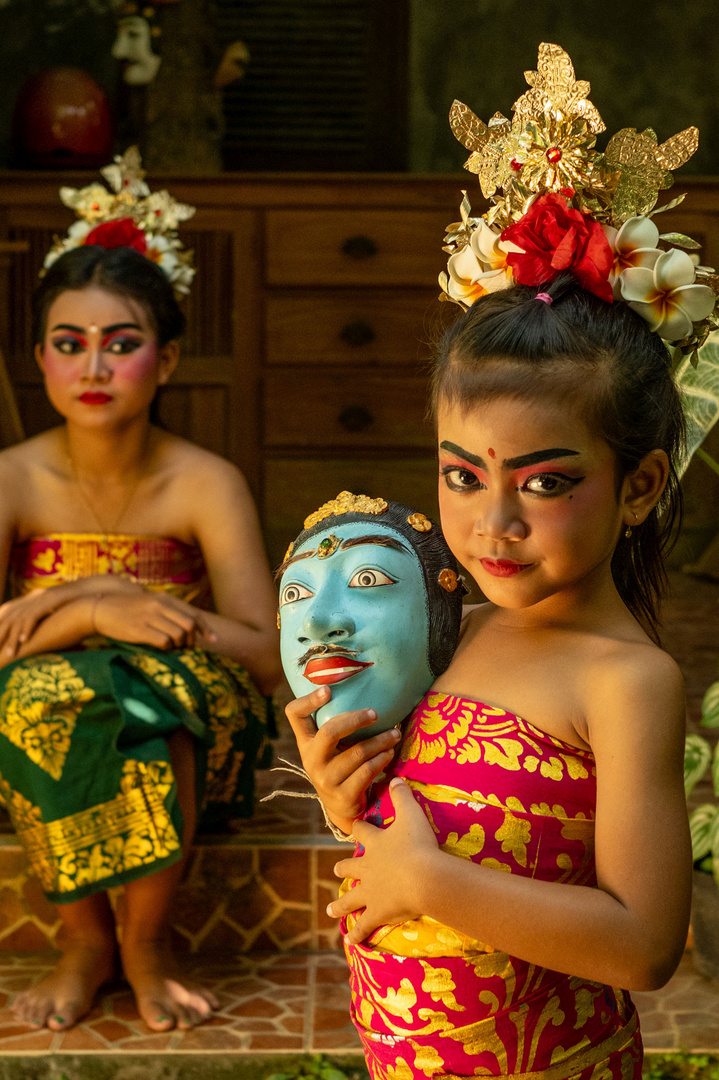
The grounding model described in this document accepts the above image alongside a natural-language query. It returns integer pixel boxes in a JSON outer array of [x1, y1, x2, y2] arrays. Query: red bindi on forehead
[[488, 448, 496, 458]]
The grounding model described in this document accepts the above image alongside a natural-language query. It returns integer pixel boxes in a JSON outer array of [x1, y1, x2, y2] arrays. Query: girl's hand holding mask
[[328, 777, 440, 944], [285, 685, 402, 836]]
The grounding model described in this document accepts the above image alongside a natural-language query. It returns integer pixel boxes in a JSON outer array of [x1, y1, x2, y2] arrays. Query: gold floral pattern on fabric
[[176, 650, 247, 805], [0, 655, 95, 780], [2, 759, 180, 897], [0, 770, 44, 833], [10, 533, 212, 608], [127, 652, 198, 715], [342, 691, 640, 1079]]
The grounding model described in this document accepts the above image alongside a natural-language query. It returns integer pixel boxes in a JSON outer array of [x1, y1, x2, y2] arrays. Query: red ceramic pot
[[13, 68, 114, 169]]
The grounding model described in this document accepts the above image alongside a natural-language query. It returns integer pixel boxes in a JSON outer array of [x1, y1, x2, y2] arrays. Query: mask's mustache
[[297, 643, 358, 668]]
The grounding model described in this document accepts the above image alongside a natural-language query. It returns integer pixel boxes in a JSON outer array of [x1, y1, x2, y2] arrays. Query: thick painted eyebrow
[[339, 535, 409, 554], [274, 550, 314, 581], [102, 322, 143, 334], [502, 448, 580, 469], [439, 440, 487, 470], [50, 322, 143, 334]]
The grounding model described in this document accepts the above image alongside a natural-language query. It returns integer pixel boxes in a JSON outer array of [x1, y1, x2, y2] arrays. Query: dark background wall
[[0, 0, 118, 168], [409, 0, 719, 174], [1, 0, 718, 175]]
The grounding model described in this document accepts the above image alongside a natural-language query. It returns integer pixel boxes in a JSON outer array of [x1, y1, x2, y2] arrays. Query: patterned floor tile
[[0, 949, 711, 1054]]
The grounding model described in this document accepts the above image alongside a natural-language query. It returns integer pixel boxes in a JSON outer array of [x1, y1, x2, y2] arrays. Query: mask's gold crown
[[303, 491, 388, 531]]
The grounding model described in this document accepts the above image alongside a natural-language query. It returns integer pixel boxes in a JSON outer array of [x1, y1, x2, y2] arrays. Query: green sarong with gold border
[[0, 534, 276, 904]]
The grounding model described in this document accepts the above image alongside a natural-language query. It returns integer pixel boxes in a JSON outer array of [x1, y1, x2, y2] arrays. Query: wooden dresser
[[0, 173, 717, 568]]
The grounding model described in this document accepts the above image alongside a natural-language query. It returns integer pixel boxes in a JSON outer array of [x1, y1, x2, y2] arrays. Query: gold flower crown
[[42, 147, 196, 299], [439, 42, 718, 364]]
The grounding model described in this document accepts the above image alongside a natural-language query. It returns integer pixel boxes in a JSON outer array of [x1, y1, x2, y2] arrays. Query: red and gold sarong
[[342, 692, 641, 1079]]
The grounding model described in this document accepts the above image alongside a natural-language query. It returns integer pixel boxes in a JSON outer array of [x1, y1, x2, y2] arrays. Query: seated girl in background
[[0, 154, 281, 1032], [286, 44, 706, 1079]]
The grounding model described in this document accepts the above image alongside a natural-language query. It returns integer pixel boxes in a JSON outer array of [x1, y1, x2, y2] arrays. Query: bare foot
[[121, 936, 218, 1030], [12, 938, 117, 1030]]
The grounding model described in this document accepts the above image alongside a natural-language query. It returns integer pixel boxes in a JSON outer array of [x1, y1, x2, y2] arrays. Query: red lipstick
[[303, 655, 373, 685], [480, 559, 531, 578], [78, 392, 113, 405]]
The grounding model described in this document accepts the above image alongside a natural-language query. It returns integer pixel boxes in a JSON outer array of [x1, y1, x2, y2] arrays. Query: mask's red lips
[[303, 655, 373, 685]]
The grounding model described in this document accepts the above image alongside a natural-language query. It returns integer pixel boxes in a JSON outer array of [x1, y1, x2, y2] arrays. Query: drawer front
[[263, 370, 434, 449], [265, 289, 446, 366], [263, 454, 439, 568], [265, 209, 450, 286]]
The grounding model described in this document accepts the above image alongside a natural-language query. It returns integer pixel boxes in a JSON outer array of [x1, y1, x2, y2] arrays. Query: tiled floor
[[0, 950, 361, 1055], [0, 948, 714, 1056], [0, 946, 715, 1057]]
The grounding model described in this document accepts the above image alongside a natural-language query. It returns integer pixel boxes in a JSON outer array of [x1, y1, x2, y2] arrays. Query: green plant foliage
[[643, 1053, 719, 1078], [266, 1054, 364, 1080], [685, 734, 713, 797], [684, 673, 719, 885], [702, 680, 719, 728], [689, 803, 719, 861]]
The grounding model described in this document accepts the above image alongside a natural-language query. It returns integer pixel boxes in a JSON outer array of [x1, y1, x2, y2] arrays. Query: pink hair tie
[[535, 292, 553, 305]]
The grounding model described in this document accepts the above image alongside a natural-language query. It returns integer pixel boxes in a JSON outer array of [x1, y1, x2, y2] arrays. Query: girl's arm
[[187, 458, 283, 694], [3, 589, 214, 666], [332, 650, 692, 992], [0, 576, 144, 661]]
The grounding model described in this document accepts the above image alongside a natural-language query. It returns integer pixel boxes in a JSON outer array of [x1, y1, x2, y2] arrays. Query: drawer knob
[[340, 320, 376, 347], [341, 234, 378, 260], [338, 405, 374, 433]]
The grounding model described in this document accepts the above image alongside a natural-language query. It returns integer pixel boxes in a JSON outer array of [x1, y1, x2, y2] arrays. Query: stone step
[[0, 741, 352, 955]]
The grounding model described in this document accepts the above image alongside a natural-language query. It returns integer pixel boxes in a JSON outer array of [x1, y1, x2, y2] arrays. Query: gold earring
[[624, 524, 632, 539]]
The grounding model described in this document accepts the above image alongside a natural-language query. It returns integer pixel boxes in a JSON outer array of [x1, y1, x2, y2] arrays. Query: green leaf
[[689, 803, 718, 860], [701, 681, 719, 727], [659, 231, 702, 249], [713, 814, 719, 887], [714, 742, 719, 799], [684, 733, 712, 795]]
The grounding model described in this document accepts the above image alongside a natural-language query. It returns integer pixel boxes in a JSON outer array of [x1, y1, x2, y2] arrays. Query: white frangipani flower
[[602, 216, 661, 298], [442, 221, 514, 305], [620, 248, 716, 341]]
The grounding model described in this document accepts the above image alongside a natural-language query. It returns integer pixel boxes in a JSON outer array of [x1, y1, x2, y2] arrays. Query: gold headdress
[[440, 42, 718, 363], [302, 490, 389, 531], [42, 146, 196, 299]]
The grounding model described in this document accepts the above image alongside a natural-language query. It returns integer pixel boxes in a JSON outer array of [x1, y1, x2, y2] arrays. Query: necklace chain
[[66, 440, 145, 542]]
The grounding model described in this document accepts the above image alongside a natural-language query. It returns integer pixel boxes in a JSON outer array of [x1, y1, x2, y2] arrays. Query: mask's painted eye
[[349, 568, 396, 588], [279, 582, 314, 606]]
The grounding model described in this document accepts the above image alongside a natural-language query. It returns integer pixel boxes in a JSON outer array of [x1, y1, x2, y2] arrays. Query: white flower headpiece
[[42, 146, 196, 299], [440, 43, 719, 366]]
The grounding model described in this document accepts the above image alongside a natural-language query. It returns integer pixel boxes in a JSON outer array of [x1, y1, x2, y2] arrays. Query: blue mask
[[279, 522, 434, 740]]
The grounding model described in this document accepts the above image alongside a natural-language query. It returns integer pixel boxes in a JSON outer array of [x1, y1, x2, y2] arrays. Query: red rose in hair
[[501, 193, 613, 303], [84, 217, 148, 255]]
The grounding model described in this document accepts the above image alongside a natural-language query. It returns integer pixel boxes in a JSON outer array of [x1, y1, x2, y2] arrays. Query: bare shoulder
[[582, 635, 684, 745], [157, 433, 252, 501], [0, 429, 61, 495]]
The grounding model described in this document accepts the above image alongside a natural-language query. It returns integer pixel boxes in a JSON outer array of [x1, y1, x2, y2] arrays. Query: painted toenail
[[53, 1016, 65, 1024]]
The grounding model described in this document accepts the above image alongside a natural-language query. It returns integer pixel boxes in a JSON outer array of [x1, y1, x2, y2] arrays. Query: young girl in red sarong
[[285, 44, 708, 1080]]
